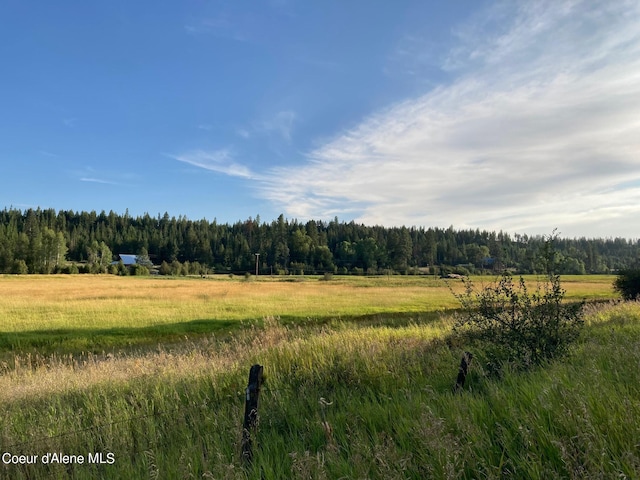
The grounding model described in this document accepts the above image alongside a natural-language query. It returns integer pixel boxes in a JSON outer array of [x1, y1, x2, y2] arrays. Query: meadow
[[2, 273, 638, 479], [0, 274, 615, 356]]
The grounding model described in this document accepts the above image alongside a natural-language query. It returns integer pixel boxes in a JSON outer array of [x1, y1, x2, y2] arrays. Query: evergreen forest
[[1, 207, 638, 275]]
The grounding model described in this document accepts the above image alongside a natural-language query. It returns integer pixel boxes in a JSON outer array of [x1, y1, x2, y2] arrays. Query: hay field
[[0, 294, 638, 479], [1, 274, 635, 479], [0, 274, 617, 356], [1, 274, 616, 330], [0, 274, 453, 331]]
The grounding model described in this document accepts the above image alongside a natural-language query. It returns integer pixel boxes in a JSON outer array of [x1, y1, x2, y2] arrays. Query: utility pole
[[254, 253, 260, 276]]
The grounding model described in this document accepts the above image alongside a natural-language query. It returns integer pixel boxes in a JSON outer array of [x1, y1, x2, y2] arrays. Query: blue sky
[[2, 1, 639, 238]]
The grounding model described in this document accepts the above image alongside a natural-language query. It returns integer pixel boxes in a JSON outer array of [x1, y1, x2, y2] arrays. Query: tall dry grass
[[1, 301, 638, 479], [1, 274, 615, 332]]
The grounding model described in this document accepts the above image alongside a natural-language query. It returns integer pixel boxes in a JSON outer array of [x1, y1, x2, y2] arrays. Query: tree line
[[0, 208, 638, 275]]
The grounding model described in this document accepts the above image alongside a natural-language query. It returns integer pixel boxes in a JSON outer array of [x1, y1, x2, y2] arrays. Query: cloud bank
[[258, 0, 640, 237], [173, 1, 640, 237]]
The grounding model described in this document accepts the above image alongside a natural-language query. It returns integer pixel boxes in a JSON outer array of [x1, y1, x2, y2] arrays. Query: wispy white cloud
[[386, 33, 445, 80], [77, 167, 135, 187], [232, 111, 296, 148], [259, 110, 296, 143], [297, 57, 340, 70], [39, 150, 60, 158], [80, 177, 122, 186], [185, 16, 230, 34], [256, 0, 640, 237], [184, 14, 251, 42], [236, 128, 251, 139], [169, 149, 254, 179]]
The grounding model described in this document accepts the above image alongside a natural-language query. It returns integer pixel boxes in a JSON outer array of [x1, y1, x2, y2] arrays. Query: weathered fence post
[[454, 352, 473, 392], [242, 364, 263, 464]]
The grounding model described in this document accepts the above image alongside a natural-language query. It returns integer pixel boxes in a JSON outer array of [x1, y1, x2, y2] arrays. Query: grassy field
[[0, 274, 617, 356], [2, 273, 637, 479]]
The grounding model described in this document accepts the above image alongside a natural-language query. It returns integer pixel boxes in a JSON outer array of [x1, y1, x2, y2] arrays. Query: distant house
[[112, 254, 138, 266]]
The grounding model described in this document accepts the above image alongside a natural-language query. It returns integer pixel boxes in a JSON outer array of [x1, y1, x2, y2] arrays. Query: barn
[[112, 254, 138, 266]]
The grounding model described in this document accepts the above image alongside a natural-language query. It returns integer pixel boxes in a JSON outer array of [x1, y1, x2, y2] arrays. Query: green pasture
[[0, 298, 639, 479], [0, 274, 618, 359]]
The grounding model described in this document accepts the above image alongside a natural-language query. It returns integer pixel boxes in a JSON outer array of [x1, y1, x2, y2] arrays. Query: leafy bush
[[453, 235, 584, 372], [11, 259, 28, 274], [159, 260, 172, 276], [129, 264, 149, 276], [613, 268, 640, 300], [55, 264, 79, 274]]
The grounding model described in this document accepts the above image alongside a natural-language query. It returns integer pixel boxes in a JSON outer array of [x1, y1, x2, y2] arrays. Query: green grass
[[0, 274, 617, 359], [1, 300, 639, 479]]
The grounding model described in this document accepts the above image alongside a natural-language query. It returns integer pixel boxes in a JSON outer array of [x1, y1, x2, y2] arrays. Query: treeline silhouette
[[0, 208, 638, 275]]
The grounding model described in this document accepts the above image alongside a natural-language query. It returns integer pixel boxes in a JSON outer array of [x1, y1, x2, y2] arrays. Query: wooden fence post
[[454, 352, 473, 392], [242, 364, 263, 464]]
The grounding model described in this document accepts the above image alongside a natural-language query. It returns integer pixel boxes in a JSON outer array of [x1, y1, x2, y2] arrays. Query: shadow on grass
[[0, 308, 463, 361], [3, 300, 614, 362], [0, 318, 242, 359], [275, 308, 463, 329]]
